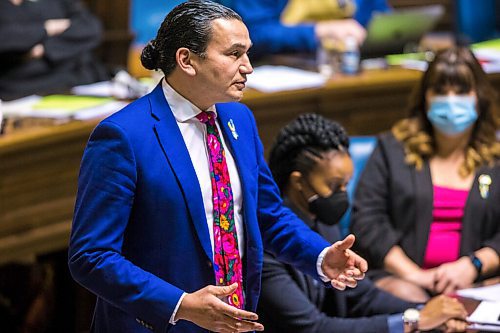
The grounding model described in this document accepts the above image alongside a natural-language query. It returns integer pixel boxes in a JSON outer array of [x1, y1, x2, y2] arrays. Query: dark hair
[[393, 46, 499, 175], [269, 113, 350, 193], [141, 0, 242, 76]]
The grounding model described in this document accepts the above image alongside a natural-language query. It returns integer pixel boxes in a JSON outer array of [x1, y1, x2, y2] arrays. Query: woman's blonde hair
[[392, 46, 500, 176]]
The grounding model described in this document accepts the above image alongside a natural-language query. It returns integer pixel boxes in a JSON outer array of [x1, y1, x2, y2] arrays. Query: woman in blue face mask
[[351, 46, 500, 303], [257, 113, 469, 333]]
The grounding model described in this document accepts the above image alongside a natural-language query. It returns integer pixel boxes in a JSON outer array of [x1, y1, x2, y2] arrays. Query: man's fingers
[[346, 249, 368, 273], [211, 283, 238, 296], [219, 303, 259, 322], [219, 312, 264, 332], [334, 234, 355, 251], [331, 279, 346, 290]]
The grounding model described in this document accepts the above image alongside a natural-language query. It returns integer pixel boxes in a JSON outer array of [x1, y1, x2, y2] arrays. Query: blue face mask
[[427, 95, 478, 136]]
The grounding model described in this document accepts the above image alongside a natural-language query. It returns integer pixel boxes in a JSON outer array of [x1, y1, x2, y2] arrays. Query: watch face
[[404, 308, 420, 322]]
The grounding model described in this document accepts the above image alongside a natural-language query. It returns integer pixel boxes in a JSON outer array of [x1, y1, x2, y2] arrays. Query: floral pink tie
[[197, 111, 244, 309]]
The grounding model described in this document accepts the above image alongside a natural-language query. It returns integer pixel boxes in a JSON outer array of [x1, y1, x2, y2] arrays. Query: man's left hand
[[322, 234, 368, 290]]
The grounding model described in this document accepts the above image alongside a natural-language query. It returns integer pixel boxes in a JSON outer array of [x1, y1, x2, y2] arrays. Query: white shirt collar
[[161, 79, 217, 123]]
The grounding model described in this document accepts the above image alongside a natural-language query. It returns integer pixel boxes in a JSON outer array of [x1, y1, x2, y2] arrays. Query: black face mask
[[308, 190, 349, 226]]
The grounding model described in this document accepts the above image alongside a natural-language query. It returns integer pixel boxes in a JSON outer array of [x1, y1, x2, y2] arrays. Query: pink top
[[422, 185, 469, 269]]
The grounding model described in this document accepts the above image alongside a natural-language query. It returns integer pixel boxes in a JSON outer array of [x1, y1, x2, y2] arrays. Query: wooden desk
[[1, 68, 499, 263]]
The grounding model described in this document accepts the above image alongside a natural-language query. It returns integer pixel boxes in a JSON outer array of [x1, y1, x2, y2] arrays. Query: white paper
[[246, 65, 327, 93], [457, 284, 500, 302], [467, 301, 500, 326], [473, 48, 500, 63], [0, 95, 125, 120], [73, 101, 128, 120], [1, 95, 42, 117], [468, 323, 500, 332], [71, 81, 116, 97]]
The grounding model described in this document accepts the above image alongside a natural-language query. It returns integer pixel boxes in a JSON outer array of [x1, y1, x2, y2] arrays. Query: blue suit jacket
[[68, 83, 330, 332]]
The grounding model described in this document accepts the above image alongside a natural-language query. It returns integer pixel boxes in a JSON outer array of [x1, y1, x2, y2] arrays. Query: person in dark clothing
[[261, 113, 468, 333], [0, 0, 109, 100], [0, 262, 55, 333]]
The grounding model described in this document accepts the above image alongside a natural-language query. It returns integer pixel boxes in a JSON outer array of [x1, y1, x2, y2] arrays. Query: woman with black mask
[[259, 113, 467, 333]]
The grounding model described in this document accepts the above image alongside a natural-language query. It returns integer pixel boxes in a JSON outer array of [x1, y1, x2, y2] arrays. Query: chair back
[[339, 136, 377, 236]]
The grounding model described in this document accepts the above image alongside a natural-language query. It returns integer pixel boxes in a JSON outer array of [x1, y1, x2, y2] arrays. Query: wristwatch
[[402, 308, 420, 332], [468, 253, 483, 280]]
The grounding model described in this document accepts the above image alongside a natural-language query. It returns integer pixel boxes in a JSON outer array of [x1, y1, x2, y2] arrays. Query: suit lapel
[[413, 161, 433, 265], [216, 106, 261, 245], [461, 168, 488, 254], [149, 84, 213, 263]]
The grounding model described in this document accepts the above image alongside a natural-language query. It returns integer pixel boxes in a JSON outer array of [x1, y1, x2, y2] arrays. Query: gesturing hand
[[176, 283, 264, 333], [321, 234, 368, 290]]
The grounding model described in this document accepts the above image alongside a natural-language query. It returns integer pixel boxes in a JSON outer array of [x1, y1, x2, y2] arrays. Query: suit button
[[207, 261, 212, 268]]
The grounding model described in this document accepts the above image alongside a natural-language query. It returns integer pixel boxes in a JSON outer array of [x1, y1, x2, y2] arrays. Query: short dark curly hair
[[268, 113, 350, 193]]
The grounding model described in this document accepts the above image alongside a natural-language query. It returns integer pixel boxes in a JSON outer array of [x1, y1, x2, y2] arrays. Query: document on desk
[[1, 95, 126, 120], [457, 284, 500, 301], [246, 66, 327, 93], [467, 300, 500, 332]]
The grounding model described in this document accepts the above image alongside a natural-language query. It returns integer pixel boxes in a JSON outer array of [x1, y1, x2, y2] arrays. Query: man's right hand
[[418, 295, 468, 331], [175, 283, 264, 333]]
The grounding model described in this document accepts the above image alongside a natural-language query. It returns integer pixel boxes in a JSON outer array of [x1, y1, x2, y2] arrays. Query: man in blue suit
[[68, 1, 367, 332]]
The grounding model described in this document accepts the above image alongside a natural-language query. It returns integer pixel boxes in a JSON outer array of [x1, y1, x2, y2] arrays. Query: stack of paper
[[2, 95, 127, 121], [472, 39, 500, 74], [457, 284, 500, 332], [246, 66, 327, 93]]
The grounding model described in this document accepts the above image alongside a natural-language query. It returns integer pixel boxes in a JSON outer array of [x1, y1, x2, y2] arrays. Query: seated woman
[[351, 46, 500, 303], [259, 113, 468, 333]]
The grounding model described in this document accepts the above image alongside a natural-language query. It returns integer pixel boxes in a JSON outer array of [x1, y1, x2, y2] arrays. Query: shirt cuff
[[387, 313, 404, 333], [169, 292, 187, 325], [316, 247, 331, 282]]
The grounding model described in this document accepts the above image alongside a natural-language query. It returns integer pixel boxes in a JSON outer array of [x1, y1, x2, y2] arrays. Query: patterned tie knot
[[196, 111, 216, 125]]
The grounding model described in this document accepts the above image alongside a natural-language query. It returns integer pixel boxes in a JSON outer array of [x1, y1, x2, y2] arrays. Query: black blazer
[[351, 132, 500, 277], [257, 202, 414, 333]]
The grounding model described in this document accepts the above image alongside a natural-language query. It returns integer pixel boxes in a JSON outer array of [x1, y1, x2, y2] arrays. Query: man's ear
[[289, 171, 304, 192], [176, 47, 197, 76]]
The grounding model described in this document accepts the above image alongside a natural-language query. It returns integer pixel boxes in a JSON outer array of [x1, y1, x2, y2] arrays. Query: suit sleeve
[[68, 120, 183, 332], [353, 0, 391, 26], [43, 0, 102, 63], [231, 0, 317, 58], [242, 106, 330, 279], [344, 279, 413, 317], [350, 136, 402, 268], [259, 253, 392, 333], [0, 21, 46, 53]]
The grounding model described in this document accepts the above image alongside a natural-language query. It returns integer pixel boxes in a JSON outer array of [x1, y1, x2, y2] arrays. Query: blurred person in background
[[222, 0, 390, 59], [351, 46, 500, 303], [260, 112, 468, 333], [0, 262, 55, 333], [0, 0, 109, 101]]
